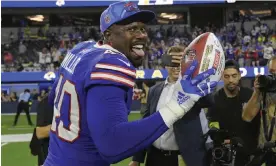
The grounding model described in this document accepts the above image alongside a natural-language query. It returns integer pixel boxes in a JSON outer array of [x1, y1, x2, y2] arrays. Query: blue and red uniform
[[44, 41, 169, 166]]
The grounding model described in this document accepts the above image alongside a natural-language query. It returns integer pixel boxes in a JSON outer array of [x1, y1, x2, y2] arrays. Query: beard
[[226, 84, 238, 93]]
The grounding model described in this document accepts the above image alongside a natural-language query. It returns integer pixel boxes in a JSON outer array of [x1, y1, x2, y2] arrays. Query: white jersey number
[[51, 75, 80, 142]]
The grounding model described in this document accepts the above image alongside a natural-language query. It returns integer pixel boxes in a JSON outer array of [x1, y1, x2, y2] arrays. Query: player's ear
[[103, 30, 111, 42]]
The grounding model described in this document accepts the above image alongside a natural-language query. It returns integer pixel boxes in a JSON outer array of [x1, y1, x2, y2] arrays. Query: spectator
[[263, 42, 274, 65], [244, 44, 252, 66], [256, 41, 264, 63], [251, 25, 258, 39], [10, 32, 14, 43], [39, 48, 51, 69], [18, 41, 27, 55], [258, 33, 266, 44], [38, 89, 47, 101], [10, 92, 18, 102], [250, 44, 259, 67], [226, 43, 235, 60], [3, 51, 13, 65], [235, 45, 244, 67], [260, 22, 268, 37], [31, 89, 39, 100], [2, 20, 276, 71], [1, 91, 10, 102], [51, 47, 61, 68]]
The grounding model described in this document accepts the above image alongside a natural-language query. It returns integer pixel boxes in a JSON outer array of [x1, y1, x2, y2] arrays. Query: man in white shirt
[[260, 23, 268, 36], [243, 34, 251, 45], [130, 46, 212, 166]]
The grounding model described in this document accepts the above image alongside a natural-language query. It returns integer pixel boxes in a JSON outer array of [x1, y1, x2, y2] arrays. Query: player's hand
[[128, 161, 140, 166], [178, 60, 217, 99], [254, 75, 261, 94], [166, 60, 217, 118]]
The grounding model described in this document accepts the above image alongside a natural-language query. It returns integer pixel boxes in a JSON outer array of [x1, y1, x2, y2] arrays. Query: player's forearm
[[36, 125, 51, 139], [242, 91, 260, 122], [98, 112, 168, 164], [86, 86, 171, 164]]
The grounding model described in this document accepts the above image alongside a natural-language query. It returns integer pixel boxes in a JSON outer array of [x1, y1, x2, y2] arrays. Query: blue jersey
[[44, 41, 169, 166], [226, 48, 235, 60]]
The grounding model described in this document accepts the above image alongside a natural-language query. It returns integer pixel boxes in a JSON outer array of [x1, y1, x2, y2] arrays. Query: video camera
[[258, 75, 276, 93], [204, 128, 244, 166]]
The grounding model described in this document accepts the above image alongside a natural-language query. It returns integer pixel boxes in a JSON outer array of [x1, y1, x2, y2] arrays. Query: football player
[[44, 1, 217, 166]]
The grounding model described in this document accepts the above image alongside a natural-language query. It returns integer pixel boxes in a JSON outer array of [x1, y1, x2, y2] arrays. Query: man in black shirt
[[207, 60, 260, 166], [36, 95, 53, 166]]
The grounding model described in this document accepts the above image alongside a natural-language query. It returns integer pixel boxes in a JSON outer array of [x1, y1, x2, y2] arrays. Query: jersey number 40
[[51, 75, 80, 143]]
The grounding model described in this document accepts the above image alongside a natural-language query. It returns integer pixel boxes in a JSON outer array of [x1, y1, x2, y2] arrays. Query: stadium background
[[1, 0, 276, 165]]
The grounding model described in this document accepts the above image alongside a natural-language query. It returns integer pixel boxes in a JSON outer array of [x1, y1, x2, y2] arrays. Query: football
[[181, 32, 225, 83]]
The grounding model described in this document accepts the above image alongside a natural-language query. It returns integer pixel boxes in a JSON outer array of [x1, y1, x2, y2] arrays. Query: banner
[[1, 0, 225, 8], [1, 66, 269, 83]]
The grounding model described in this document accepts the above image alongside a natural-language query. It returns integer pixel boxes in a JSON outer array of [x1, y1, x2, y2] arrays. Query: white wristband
[[158, 106, 180, 128], [158, 99, 187, 128]]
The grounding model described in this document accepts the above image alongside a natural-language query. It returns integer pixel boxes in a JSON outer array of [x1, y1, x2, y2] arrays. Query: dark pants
[[145, 146, 179, 166], [38, 139, 50, 166], [265, 151, 276, 166], [13, 101, 33, 126]]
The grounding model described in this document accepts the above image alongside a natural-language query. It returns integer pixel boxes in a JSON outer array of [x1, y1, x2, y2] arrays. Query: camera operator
[[207, 60, 260, 166], [242, 56, 276, 166]]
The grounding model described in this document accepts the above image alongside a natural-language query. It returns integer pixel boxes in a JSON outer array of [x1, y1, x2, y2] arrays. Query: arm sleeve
[[86, 85, 169, 164], [206, 93, 220, 128], [37, 97, 54, 127], [207, 106, 219, 122], [196, 94, 215, 109], [36, 101, 45, 127]]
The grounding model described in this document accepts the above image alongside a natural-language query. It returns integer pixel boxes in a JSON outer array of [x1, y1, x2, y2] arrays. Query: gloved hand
[[159, 60, 218, 127]]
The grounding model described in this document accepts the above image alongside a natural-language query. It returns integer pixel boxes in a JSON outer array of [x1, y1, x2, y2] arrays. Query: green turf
[[1, 142, 36, 166], [1, 115, 36, 135], [1, 113, 144, 166]]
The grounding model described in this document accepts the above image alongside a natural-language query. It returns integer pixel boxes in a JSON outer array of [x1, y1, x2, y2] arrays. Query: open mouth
[[131, 44, 145, 57]]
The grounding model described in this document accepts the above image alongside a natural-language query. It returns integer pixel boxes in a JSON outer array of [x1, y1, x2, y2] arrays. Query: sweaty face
[[109, 22, 148, 68], [223, 68, 241, 92]]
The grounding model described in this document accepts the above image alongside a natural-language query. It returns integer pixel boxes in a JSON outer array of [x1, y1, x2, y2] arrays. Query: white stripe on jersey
[[91, 72, 135, 88], [95, 63, 136, 78]]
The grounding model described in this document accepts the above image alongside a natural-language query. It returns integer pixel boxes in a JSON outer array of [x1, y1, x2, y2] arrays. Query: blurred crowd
[[1, 87, 52, 103], [1, 19, 276, 72]]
